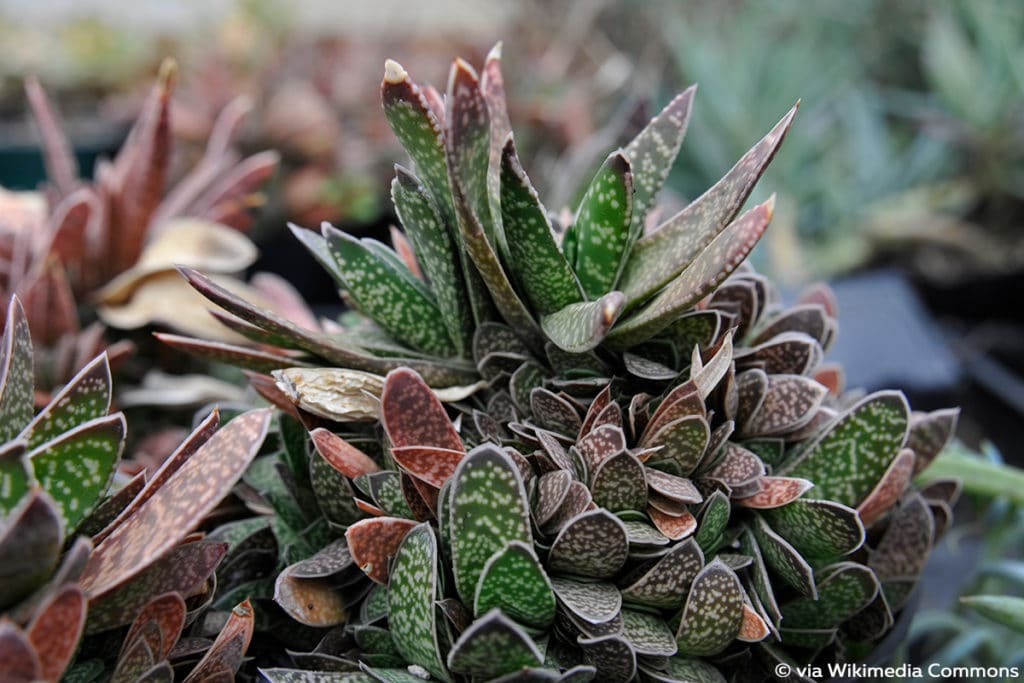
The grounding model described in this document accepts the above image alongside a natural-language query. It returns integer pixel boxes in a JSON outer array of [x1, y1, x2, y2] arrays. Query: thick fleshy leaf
[[749, 516, 816, 598], [0, 621, 40, 683], [908, 408, 960, 476], [783, 391, 910, 507], [643, 416, 709, 477], [0, 297, 33, 442], [675, 559, 744, 656], [346, 517, 417, 585], [780, 562, 879, 630], [641, 656, 726, 683], [381, 368, 464, 452], [858, 449, 915, 526], [622, 609, 677, 657], [387, 524, 448, 681], [742, 374, 828, 437], [705, 443, 764, 492], [540, 293, 625, 353], [578, 635, 636, 683], [79, 410, 270, 598], [735, 477, 814, 509], [621, 539, 704, 609], [392, 167, 472, 356], [311, 429, 380, 479], [181, 599, 254, 683], [736, 331, 821, 376], [366, 471, 414, 518], [260, 670, 374, 683], [624, 87, 695, 236], [449, 444, 532, 604], [20, 353, 112, 449], [0, 440, 30, 517], [694, 491, 730, 553], [324, 225, 453, 356], [500, 137, 583, 314], [689, 331, 735, 402], [474, 540, 556, 628], [591, 451, 647, 512], [26, 583, 86, 681], [549, 509, 629, 579], [531, 388, 582, 436], [736, 605, 770, 643], [573, 152, 634, 297], [28, 413, 125, 530], [85, 540, 226, 633], [648, 507, 697, 541], [0, 489, 63, 609], [577, 425, 628, 471], [391, 446, 463, 489], [275, 564, 347, 628], [551, 577, 621, 624], [868, 493, 935, 583], [446, 609, 543, 677], [619, 105, 797, 305], [739, 530, 782, 628], [644, 381, 704, 441], [608, 198, 774, 348]]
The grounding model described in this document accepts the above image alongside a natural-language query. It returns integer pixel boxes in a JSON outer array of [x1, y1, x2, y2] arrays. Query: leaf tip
[[383, 59, 408, 85]]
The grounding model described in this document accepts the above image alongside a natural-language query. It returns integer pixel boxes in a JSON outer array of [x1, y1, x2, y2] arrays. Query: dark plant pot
[[0, 117, 125, 190]]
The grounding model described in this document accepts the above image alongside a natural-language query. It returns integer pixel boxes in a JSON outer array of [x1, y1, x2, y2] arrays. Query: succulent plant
[[0, 296, 273, 681], [172, 46, 960, 681]]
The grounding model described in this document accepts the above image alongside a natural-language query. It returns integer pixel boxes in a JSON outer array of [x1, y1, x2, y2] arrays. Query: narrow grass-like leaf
[[573, 151, 634, 297], [780, 562, 879, 630], [608, 198, 774, 348], [619, 105, 797, 305], [346, 517, 417, 585], [0, 297, 33, 441], [549, 509, 629, 579], [28, 413, 125, 530], [500, 136, 583, 314], [960, 595, 1024, 634], [541, 292, 625, 353], [449, 444, 532, 604], [675, 559, 744, 656], [153, 332, 315, 374], [474, 540, 556, 628], [782, 391, 910, 507], [79, 409, 270, 598], [446, 609, 543, 677]]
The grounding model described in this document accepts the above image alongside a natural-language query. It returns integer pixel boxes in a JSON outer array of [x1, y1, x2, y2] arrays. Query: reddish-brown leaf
[[735, 477, 814, 510], [813, 363, 845, 397], [154, 332, 313, 374], [0, 622, 40, 683], [736, 604, 770, 642], [181, 599, 254, 683], [122, 593, 186, 661], [26, 584, 86, 682], [381, 368, 463, 452], [648, 507, 697, 541], [311, 428, 380, 478], [345, 516, 417, 584], [391, 445, 464, 488], [243, 371, 303, 421], [24, 77, 79, 197], [858, 449, 915, 527]]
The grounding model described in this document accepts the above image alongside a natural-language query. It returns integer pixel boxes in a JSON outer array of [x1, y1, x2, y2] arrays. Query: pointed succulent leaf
[[623, 87, 695, 236], [121, 592, 186, 661], [737, 605, 771, 643], [743, 374, 828, 437], [675, 559, 744, 656], [749, 516, 816, 598], [908, 408, 960, 476], [181, 599, 254, 683], [0, 440, 30, 517], [324, 225, 454, 356], [541, 291, 625, 353], [311, 428, 381, 479], [783, 391, 910, 507], [735, 477, 814, 509], [531, 388, 583, 436], [446, 609, 543, 677], [449, 444, 532, 604], [0, 297, 34, 442], [20, 353, 112, 449], [573, 151, 634, 297], [154, 332, 315, 374], [25, 583, 85, 681], [382, 368, 464, 452], [620, 105, 797, 305], [591, 451, 647, 512], [705, 443, 764, 491], [780, 562, 879, 630], [608, 198, 774, 348], [474, 540, 556, 628], [738, 530, 782, 628], [621, 538, 704, 609], [79, 409, 270, 598], [960, 595, 1024, 634], [858, 449, 915, 526], [387, 523, 449, 681], [548, 509, 629, 579], [392, 168, 472, 355], [346, 516, 417, 585], [500, 137, 584, 314], [577, 424, 627, 471], [0, 489, 63, 609], [446, 58, 495, 242], [28, 413, 125, 531]]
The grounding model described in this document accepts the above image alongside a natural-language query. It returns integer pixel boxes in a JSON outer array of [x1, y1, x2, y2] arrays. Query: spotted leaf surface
[[346, 516, 417, 585], [382, 368, 464, 452], [739, 529, 782, 628], [619, 105, 796, 305], [474, 540, 556, 628], [449, 444, 532, 604], [578, 635, 636, 683], [550, 577, 621, 624], [743, 374, 828, 437], [749, 516, 816, 598], [573, 151, 634, 297], [648, 507, 698, 541], [540, 292, 625, 354], [446, 59, 495, 243], [642, 656, 726, 683], [622, 610, 677, 658], [0, 440, 29, 517], [20, 353, 112, 450], [868, 493, 935, 583], [548, 509, 628, 579], [675, 559, 744, 656], [28, 413, 125, 531], [274, 565, 347, 628], [907, 408, 960, 476], [26, 583, 86, 681], [121, 592, 185, 662], [695, 491, 730, 553], [182, 599, 254, 683], [311, 428, 380, 479], [857, 449, 915, 526], [577, 424, 628, 471], [591, 451, 647, 512], [780, 562, 879, 630], [446, 609, 543, 677], [608, 198, 774, 348], [783, 391, 910, 507], [79, 409, 271, 598], [500, 137, 583, 314], [392, 168, 471, 356], [644, 416, 709, 477], [623, 87, 695, 236], [0, 297, 33, 442], [735, 477, 814, 509], [706, 443, 764, 491]]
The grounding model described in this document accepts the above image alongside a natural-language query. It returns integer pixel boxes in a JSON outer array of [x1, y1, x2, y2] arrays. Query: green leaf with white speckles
[[780, 562, 879, 630], [28, 413, 125, 530], [446, 609, 543, 677], [446, 59, 496, 248], [550, 577, 621, 624], [0, 440, 30, 517], [473, 540, 556, 628], [619, 104, 796, 306], [578, 635, 636, 682], [738, 528, 782, 628], [324, 225, 454, 356], [641, 655, 726, 683], [388, 523, 449, 681], [540, 292, 625, 353], [500, 137, 583, 315], [20, 353, 112, 450], [260, 670, 374, 683], [608, 198, 774, 348], [622, 609, 677, 657], [749, 516, 816, 599], [590, 451, 647, 512], [548, 509, 629, 579], [621, 538, 704, 609], [366, 471, 415, 519], [624, 87, 695, 238], [761, 499, 865, 563], [694, 491, 730, 554], [449, 444, 532, 605], [675, 558, 744, 656], [309, 448, 362, 526], [573, 151, 634, 298], [0, 297, 34, 441], [392, 167, 472, 356], [782, 391, 910, 507]]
